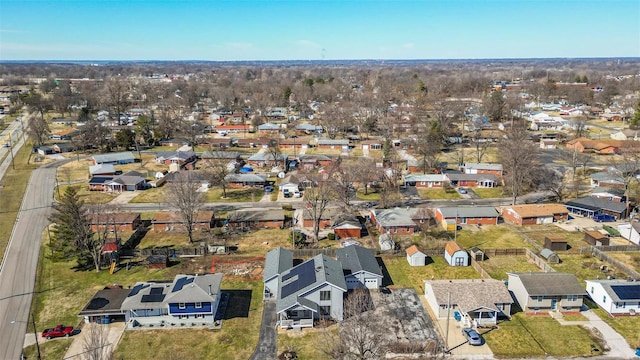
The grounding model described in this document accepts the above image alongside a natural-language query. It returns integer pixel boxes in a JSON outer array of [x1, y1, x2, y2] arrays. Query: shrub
[[327, 233, 336, 240]]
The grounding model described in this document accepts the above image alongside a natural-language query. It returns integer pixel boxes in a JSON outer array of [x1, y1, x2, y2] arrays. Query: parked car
[[283, 189, 292, 198], [593, 213, 616, 222], [462, 327, 482, 346], [293, 190, 302, 198], [42, 325, 74, 339], [264, 186, 274, 193], [457, 187, 468, 194]]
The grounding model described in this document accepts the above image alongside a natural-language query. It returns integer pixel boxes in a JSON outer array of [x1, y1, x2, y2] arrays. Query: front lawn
[[278, 330, 333, 360], [485, 313, 603, 358], [418, 188, 461, 200], [472, 187, 505, 199], [56, 184, 118, 204], [381, 255, 480, 293], [356, 189, 381, 201], [207, 187, 264, 202], [129, 187, 166, 203]]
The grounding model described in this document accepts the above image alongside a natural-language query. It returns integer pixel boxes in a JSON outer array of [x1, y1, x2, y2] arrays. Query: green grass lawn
[[278, 330, 333, 360], [381, 255, 480, 294], [552, 254, 619, 284], [604, 252, 640, 273], [590, 308, 640, 348], [486, 313, 602, 358], [356, 189, 381, 201], [418, 188, 461, 200], [518, 225, 587, 253], [130, 187, 166, 203], [207, 187, 264, 202], [472, 187, 505, 199], [454, 224, 533, 250], [56, 184, 118, 204], [0, 144, 38, 264], [478, 256, 541, 280]]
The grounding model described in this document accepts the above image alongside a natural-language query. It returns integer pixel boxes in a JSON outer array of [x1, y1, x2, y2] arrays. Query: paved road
[[249, 301, 277, 360], [0, 163, 57, 360]]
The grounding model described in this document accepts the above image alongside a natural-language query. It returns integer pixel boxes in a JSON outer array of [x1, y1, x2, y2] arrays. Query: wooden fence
[[580, 245, 640, 252], [581, 246, 640, 280]]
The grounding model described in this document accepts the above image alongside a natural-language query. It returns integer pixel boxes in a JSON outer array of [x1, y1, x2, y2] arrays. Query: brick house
[[370, 208, 419, 236], [89, 212, 142, 232], [502, 204, 569, 225], [434, 206, 499, 230], [151, 211, 215, 232], [226, 208, 285, 229]]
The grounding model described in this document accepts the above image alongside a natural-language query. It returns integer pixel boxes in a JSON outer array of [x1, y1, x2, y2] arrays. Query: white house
[[444, 242, 469, 266], [263, 247, 293, 300], [585, 279, 640, 316], [617, 222, 640, 246], [336, 245, 383, 289], [406, 245, 427, 266]]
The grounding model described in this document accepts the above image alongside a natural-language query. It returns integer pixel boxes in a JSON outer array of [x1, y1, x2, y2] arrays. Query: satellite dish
[[278, 172, 285, 178]]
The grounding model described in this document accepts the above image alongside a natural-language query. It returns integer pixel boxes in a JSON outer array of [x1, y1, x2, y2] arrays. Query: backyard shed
[[470, 247, 485, 262], [406, 245, 427, 266], [146, 255, 169, 269], [540, 248, 560, 264], [378, 233, 395, 251], [544, 237, 568, 251], [444, 242, 469, 266], [583, 230, 610, 246]]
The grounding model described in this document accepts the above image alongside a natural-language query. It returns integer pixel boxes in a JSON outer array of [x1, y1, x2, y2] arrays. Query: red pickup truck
[[41, 325, 74, 339]]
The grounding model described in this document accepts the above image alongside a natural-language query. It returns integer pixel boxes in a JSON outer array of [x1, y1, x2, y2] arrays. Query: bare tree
[[26, 112, 51, 147], [82, 323, 113, 360], [483, 91, 506, 123], [572, 116, 589, 139], [204, 159, 232, 199], [470, 128, 491, 163], [537, 167, 567, 202], [613, 144, 640, 218], [267, 137, 283, 169], [165, 172, 205, 243], [413, 125, 442, 173], [352, 157, 380, 196], [319, 287, 387, 359], [303, 169, 336, 242], [565, 147, 592, 198], [498, 124, 540, 205], [331, 158, 360, 208]]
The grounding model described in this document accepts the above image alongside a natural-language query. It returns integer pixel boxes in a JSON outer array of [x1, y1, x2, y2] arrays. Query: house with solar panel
[[507, 272, 584, 314], [263, 247, 293, 300], [276, 254, 347, 329], [585, 279, 640, 316], [121, 273, 224, 328], [335, 245, 383, 289]]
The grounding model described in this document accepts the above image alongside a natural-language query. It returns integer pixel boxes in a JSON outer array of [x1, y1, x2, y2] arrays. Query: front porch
[[279, 318, 314, 329]]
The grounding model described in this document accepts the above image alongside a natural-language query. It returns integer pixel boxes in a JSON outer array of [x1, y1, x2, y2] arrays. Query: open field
[[472, 187, 505, 199], [552, 254, 629, 283], [381, 255, 480, 293], [478, 256, 542, 280], [418, 188, 461, 200], [454, 224, 534, 250], [356, 189, 381, 201], [0, 144, 38, 264], [604, 252, 640, 273], [519, 225, 589, 253], [484, 313, 603, 358]]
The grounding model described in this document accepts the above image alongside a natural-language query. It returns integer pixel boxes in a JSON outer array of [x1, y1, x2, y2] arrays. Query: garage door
[[365, 279, 379, 289]]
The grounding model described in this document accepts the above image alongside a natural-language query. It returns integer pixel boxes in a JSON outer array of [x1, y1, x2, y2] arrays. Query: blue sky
[[1, 0, 639, 60]]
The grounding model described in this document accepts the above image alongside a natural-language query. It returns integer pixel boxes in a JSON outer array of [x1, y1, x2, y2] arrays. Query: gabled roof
[[461, 163, 503, 171], [371, 208, 417, 227], [406, 244, 424, 257], [445, 173, 498, 182], [508, 272, 584, 296], [505, 204, 569, 218], [89, 163, 116, 175], [592, 187, 625, 197], [317, 138, 349, 145], [258, 122, 281, 130], [78, 288, 130, 316], [565, 196, 627, 213], [403, 174, 446, 182], [276, 254, 347, 313], [89, 176, 113, 184], [155, 150, 196, 161], [164, 274, 223, 304], [445, 241, 464, 256], [437, 206, 499, 219], [201, 151, 241, 160], [224, 173, 267, 183], [92, 151, 135, 164], [585, 279, 640, 302], [336, 245, 382, 277], [107, 175, 145, 186], [263, 247, 293, 281], [590, 171, 624, 182], [425, 279, 513, 314], [227, 208, 285, 222], [247, 153, 288, 162]]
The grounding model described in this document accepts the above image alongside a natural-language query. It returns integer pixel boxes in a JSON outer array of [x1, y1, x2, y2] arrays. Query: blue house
[[121, 273, 224, 329]]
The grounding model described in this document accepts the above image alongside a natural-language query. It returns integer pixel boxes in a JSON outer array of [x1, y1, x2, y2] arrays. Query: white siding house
[[336, 245, 383, 289], [585, 279, 640, 316]]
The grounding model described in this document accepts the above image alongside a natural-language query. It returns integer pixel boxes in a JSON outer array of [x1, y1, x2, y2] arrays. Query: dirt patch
[[210, 256, 264, 280]]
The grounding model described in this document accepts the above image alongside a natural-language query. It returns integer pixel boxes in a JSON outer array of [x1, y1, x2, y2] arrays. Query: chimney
[[209, 284, 212, 296]]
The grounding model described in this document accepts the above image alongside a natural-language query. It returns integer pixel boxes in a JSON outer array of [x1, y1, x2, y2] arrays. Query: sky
[[0, 0, 639, 61]]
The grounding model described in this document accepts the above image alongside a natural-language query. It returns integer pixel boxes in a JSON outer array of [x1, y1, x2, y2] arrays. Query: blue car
[[462, 328, 483, 346], [593, 214, 616, 222]]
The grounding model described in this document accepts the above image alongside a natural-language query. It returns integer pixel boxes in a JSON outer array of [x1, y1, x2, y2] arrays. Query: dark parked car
[[462, 327, 482, 346], [457, 187, 468, 194], [593, 214, 616, 222], [264, 186, 274, 193]]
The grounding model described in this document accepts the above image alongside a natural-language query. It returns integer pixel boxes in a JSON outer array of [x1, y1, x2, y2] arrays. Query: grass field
[[356, 189, 381, 201], [472, 187, 505, 199], [518, 225, 588, 253], [206, 187, 264, 202], [56, 184, 118, 204], [485, 313, 603, 358], [278, 329, 334, 360], [0, 144, 38, 265], [552, 254, 623, 284], [418, 188, 461, 200], [454, 224, 533, 250], [479, 256, 541, 280], [381, 255, 480, 294], [604, 252, 640, 273]]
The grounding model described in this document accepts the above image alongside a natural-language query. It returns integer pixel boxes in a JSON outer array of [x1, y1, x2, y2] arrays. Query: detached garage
[[336, 245, 383, 290]]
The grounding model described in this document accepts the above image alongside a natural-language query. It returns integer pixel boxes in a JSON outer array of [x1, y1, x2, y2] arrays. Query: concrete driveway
[[62, 322, 125, 360]]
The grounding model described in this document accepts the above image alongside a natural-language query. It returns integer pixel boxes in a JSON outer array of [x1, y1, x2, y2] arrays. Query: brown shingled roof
[[506, 204, 568, 218], [406, 245, 422, 256], [445, 241, 463, 256]]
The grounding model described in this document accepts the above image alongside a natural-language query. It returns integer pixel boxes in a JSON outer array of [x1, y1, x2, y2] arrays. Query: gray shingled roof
[[509, 272, 584, 296], [592, 187, 625, 197], [164, 274, 223, 304], [445, 173, 498, 182], [228, 208, 285, 223], [425, 279, 513, 313], [92, 151, 135, 164], [372, 208, 418, 227], [565, 196, 627, 213], [586, 279, 640, 302], [462, 163, 503, 171], [276, 254, 347, 313], [437, 206, 499, 218], [224, 173, 267, 183], [403, 174, 446, 182], [263, 247, 294, 281], [336, 245, 382, 277]]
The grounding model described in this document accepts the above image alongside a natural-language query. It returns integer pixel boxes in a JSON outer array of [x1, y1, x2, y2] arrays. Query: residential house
[[565, 138, 621, 154], [507, 272, 584, 313], [459, 163, 504, 177], [295, 123, 323, 134], [403, 174, 446, 188], [89, 212, 142, 233], [276, 254, 347, 329], [49, 128, 78, 141], [88, 176, 113, 191], [361, 140, 383, 151], [278, 138, 309, 150], [583, 230, 611, 246], [301, 207, 341, 229], [298, 154, 333, 170], [234, 137, 269, 148], [155, 151, 197, 167], [540, 139, 558, 149], [316, 139, 349, 150], [200, 137, 232, 149], [78, 286, 130, 324], [257, 122, 281, 134], [246, 153, 288, 167], [502, 204, 569, 225], [564, 196, 628, 220], [104, 172, 146, 192], [121, 273, 224, 328], [92, 152, 136, 165], [434, 206, 499, 230], [226, 208, 285, 229], [610, 129, 640, 141], [158, 138, 189, 147], [370, 208, 419, 236], [215, 124, 251, 135], [617, 222, 640, 246], [89, 163, 117, 176], [406, 245, 427, 266], [224, 173, 267, 188], [585, 279, 640, 316], [591, 187, 625, 202], [444, 242, 469, 266], [263, 247, 293, 300], [200, 150, 242, 162], [590, 172, 626, 190], [332, 214, 363, 239], [335, 245, 383, 290], [52, 142, 76, 153], [424, 279, 513, 327], [36, 146, 54, 155], [445, 173, 499, 188], [151, 211, 215, 232]]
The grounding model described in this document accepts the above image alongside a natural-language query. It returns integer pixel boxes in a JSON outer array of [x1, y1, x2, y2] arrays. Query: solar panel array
[[611, 285, 640, 300], [172, 276, 195, 292], [129, 283, 150, 297], [280, 260, 317, 298], [141, 287, 166, 303]]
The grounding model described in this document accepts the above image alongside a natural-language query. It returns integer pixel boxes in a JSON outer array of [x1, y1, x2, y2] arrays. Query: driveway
[[249, 301, 277, 360], [62, 322, 126, 360]]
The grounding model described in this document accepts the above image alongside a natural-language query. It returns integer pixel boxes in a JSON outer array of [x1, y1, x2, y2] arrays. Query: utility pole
[[444, 292, 451, 354], [32, 313, 41, 360]]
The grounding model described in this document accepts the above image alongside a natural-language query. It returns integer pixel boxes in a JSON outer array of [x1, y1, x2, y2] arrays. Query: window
[[320, 291, 331, 301], [178, 303, 186, 309], [590, 286, 594, 294], [603, 295, 607, 303], [320, 306, 331, 316], [195, 314, 205, 319], [567, 295, 578, 302], [536, 296, 543, 302], [195, 302, 202, 309], [178, 315, 188, 319]]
